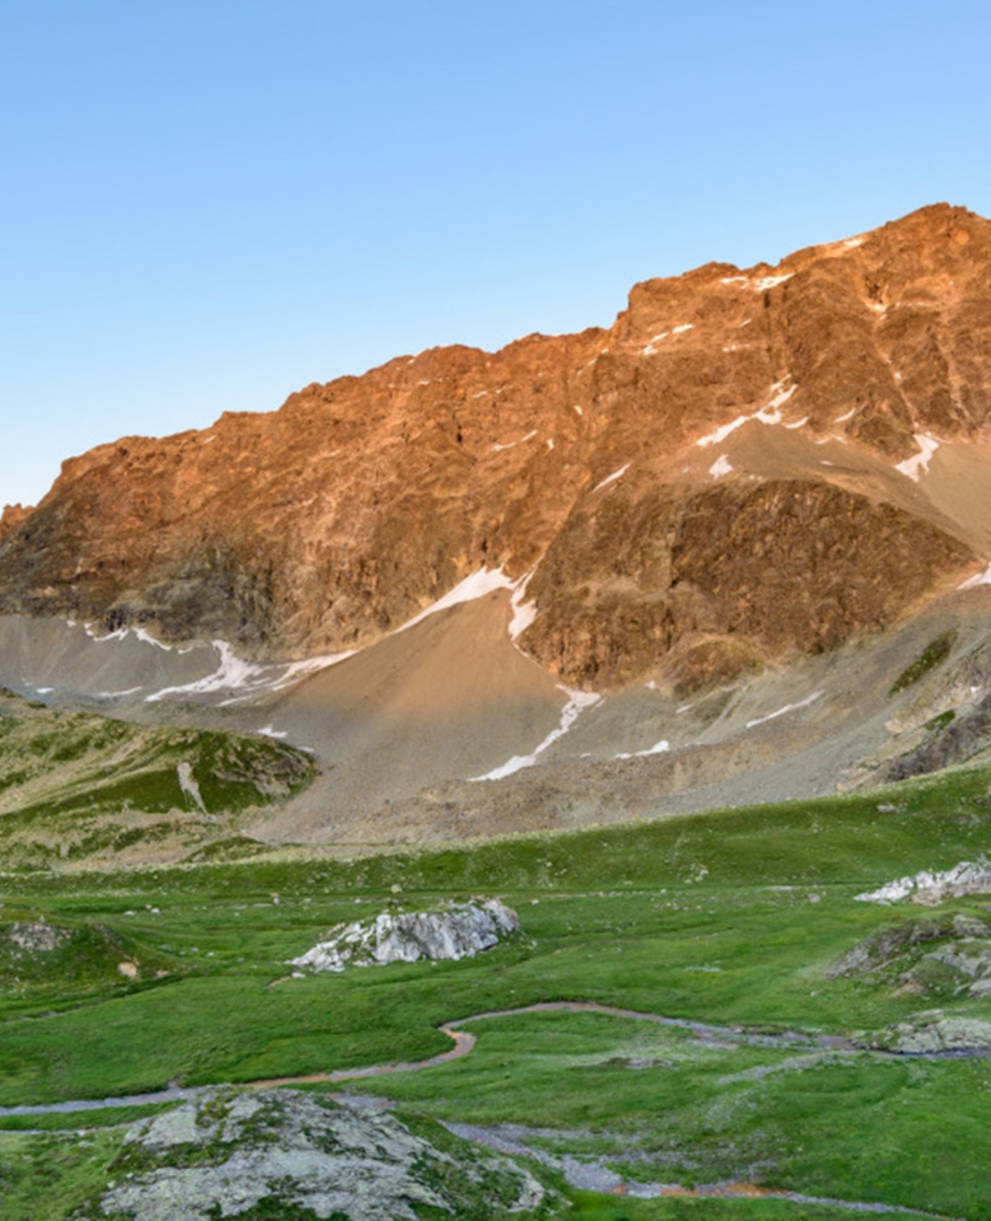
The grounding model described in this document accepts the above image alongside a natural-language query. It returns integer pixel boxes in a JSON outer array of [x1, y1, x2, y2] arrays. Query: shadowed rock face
[[523, 479, 972, 685], [2, 204, 990, 688]]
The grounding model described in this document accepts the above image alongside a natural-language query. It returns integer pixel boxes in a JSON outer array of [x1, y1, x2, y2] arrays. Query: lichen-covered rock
[[291, 898, 519, 973], [827, 914, 991, 1001], [861, 1011, 991, 1054], [825, 915, 957, 978], [86, 1087, 550, 1220]]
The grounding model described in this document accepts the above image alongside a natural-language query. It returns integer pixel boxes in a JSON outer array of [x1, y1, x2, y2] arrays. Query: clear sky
[[4, 0, 991, 508]]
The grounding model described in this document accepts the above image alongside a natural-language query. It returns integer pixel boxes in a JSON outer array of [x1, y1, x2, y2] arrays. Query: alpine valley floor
[[2, 764, 991, 1219]]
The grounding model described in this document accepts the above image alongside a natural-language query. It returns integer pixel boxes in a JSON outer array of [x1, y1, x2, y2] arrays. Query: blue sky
[[4, 0, 991, 507]]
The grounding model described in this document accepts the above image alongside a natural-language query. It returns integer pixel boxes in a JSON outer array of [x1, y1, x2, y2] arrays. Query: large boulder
[[90, 1087, 549, 1220], [291, 897, 520, 973]]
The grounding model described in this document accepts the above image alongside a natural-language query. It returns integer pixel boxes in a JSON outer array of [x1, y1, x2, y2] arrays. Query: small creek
[[0, 999, 986, 1117], [0, 1000, 980, 1218]]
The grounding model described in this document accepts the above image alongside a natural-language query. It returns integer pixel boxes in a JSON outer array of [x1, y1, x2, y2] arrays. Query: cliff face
[[2, 203, 989, 688]]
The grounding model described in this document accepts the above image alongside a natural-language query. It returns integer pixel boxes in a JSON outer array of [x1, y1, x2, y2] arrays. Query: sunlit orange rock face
[[2, 203, 989, 689], [0, 505, 31, 546]]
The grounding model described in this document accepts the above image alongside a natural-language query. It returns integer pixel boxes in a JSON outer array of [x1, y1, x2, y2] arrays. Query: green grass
[[889, 629, 957, 695], [1, 763, 990, 1216]]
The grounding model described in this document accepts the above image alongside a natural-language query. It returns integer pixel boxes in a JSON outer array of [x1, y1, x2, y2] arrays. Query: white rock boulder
[[291, 898, 520, 973], [855, 858, 991, 905]]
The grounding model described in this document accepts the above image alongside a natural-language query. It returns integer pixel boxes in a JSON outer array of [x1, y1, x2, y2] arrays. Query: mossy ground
[[889, 629, 958, 696], [0, 764, 990, 1216]]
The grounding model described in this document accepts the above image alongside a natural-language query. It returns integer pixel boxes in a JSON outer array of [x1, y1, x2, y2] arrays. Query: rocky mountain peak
[[2, 204, 990, 691]]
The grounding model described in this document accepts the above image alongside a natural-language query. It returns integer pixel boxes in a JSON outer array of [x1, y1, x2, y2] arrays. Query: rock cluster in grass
[[87, 1088, 549, 1221], [828, 912, 991, 999], [291, 897, 519, 973], [924, 939, 991, 997], [854, 858, 991, 905], [862, 1012, 991, 1054], [4, 920, 69, 954]]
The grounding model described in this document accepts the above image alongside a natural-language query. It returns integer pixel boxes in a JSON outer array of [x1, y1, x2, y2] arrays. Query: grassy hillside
[[0, 688, 316, 867]]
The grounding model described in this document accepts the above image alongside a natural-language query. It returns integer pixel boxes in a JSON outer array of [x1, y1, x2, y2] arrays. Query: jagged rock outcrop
[[291, 898, 519, 972], [0, 504, 30, 545], [3, 204, 991, 688]]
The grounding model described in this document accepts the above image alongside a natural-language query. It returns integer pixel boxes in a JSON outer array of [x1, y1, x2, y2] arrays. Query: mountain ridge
[[3, 202, 991, 693]]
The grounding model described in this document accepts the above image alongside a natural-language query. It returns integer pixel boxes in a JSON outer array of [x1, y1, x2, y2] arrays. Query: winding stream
[[0, 1000, 979, 1218], [0, 998, 982, 1117]]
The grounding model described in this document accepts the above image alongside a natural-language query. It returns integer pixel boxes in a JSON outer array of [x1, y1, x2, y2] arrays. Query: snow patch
[[470, 686, 601, 781], [720, 272, 793, 290], [146, 642, 354, 705], [614, 739, 670, 760], [643, 324, 692, 355], [82, 623, 193, 653], [895, 434, 940, 481], [697, 379, 797, 447], [573, 404, 583, 415], [755, 379, 798, 423], [753, 273, 793, 290], [834, 408, 856, 423], [844, 236, 865, 248], [591, 462, 631, 494], [397, 567, 515, 634], [177, 762, 206, 813], [492, 428, 538, 453], [508, 571, 538, 640], [745, 690, 822, 729], [696, 415, 750, 448], [258, 725, 288, 740], [784, 416, 808, 430], [958, 562, 991, 590], [708, 454, 733, 479]]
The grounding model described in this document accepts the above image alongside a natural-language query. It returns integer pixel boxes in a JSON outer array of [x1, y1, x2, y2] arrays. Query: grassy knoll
[[0, 687, 315, 867], [0, 764, 989, 1216]]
